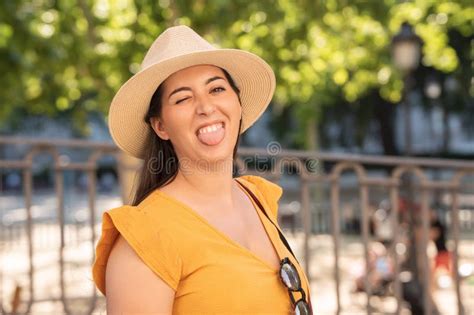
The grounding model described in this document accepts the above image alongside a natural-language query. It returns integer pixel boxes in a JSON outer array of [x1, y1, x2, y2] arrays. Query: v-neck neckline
[[151, 178, 281, 272]]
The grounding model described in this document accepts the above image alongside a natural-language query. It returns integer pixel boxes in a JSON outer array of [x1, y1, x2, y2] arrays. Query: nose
[[195, 94, 216, 116]]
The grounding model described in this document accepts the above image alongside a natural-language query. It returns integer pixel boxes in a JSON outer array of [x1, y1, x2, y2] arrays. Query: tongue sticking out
[[197, 127, 225, 146]]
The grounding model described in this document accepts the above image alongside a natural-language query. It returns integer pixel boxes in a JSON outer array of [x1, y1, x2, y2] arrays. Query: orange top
[[92, 175, 311, 314]]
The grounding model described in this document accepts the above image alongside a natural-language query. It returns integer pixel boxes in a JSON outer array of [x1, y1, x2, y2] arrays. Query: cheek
[[161, 108, 191, 134], [227, 94, 242, 117], [229, 103, 242, 136]]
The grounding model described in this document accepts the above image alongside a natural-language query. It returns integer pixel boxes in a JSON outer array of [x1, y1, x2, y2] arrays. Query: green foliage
[[1, 0, 472, 141]]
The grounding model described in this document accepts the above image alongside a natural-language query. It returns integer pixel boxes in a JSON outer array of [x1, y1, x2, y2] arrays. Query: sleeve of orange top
[[238, 175, 283, 221], [92, 205, 182, 296]]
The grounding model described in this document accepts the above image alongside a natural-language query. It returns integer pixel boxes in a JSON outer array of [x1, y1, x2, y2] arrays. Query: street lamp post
[[391, 22, 422, 156], [391, 22, 426, 315]]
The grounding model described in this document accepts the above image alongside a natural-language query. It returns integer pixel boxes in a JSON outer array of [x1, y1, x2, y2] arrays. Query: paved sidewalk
[[1, 225, 473, 314]]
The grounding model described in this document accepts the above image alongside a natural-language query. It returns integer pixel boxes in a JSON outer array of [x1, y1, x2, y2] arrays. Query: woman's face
[[151, 65, 241, 164]]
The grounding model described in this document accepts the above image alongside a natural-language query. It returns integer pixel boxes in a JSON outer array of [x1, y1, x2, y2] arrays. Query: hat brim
[[108, 49, 275, 159]]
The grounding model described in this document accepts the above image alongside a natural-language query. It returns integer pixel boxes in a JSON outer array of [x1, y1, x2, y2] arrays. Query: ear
[[150, 117, 170, 140]]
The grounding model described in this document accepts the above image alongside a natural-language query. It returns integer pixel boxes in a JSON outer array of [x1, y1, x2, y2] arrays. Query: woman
[[92, 25, 312, 314]]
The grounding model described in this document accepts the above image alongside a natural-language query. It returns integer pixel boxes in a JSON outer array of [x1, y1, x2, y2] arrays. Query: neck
[[174, 157, 237, 202]]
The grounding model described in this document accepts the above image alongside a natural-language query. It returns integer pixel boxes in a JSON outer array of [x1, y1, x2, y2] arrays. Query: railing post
[[330, 177, 341, 315], [300, 177, 311, 280], [23, 151, 35, 314], [451, 185, 464, 315], [55, 162, 71, 314], [420, 187, 432, 315], [360, 181, 372, 314], [390, 182, 402, 315]]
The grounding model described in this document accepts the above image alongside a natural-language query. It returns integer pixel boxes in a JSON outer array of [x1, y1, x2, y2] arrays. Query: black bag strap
[[236, 180, 298, 263], [236, 179, 313, 311]]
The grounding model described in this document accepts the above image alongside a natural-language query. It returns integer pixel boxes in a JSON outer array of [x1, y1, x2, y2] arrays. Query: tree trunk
[[373, 94, 398, 156]]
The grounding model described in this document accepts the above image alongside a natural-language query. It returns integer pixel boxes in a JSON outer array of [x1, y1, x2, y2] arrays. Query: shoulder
[[237, 175, 283, 201], [93, 202, 183, 297], [105, 234, 175, 314], [106, 191, 184, 226], [236, 175, 283, 219]]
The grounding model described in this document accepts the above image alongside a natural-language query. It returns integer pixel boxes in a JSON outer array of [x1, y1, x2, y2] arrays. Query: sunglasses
[[279, 257, 312, 315]]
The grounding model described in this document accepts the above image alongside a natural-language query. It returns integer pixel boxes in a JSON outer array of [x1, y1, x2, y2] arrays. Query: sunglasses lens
[[280, 262, 301, 290], [295, 300, 311, 315]]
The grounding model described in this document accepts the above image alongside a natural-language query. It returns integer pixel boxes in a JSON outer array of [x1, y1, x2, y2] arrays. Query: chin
[[199, 147, 234, 163], [196, 140, 235, 162]]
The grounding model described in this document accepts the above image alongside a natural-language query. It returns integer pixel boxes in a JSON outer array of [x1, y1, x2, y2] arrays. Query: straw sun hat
[[108, 25, 276, 159]]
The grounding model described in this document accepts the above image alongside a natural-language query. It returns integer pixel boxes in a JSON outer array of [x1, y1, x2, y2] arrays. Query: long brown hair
[[132, 68, 242, 206]]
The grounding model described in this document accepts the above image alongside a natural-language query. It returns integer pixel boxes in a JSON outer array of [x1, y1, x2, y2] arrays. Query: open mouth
[[196, 122, 226, 146]]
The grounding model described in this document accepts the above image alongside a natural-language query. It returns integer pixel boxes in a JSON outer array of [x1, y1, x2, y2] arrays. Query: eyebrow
[[205, 76, 225, 85], [167, 76, 226, 100]]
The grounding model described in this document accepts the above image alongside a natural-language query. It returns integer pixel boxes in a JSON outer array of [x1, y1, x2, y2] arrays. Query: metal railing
[[1, 136, 473, 314]]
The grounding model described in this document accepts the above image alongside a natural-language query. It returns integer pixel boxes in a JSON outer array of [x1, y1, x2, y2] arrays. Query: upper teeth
[[198, 123, 223, 134]]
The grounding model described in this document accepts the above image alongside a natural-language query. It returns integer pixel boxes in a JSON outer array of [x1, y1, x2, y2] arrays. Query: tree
[[1, 0, 472, 150]]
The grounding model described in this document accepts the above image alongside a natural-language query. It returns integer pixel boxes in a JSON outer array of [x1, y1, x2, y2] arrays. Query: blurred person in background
[[429, 209, 453, 290]]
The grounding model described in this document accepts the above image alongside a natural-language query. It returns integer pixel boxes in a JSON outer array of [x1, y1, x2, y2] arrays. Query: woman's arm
[[105, 235, 176, 314]]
